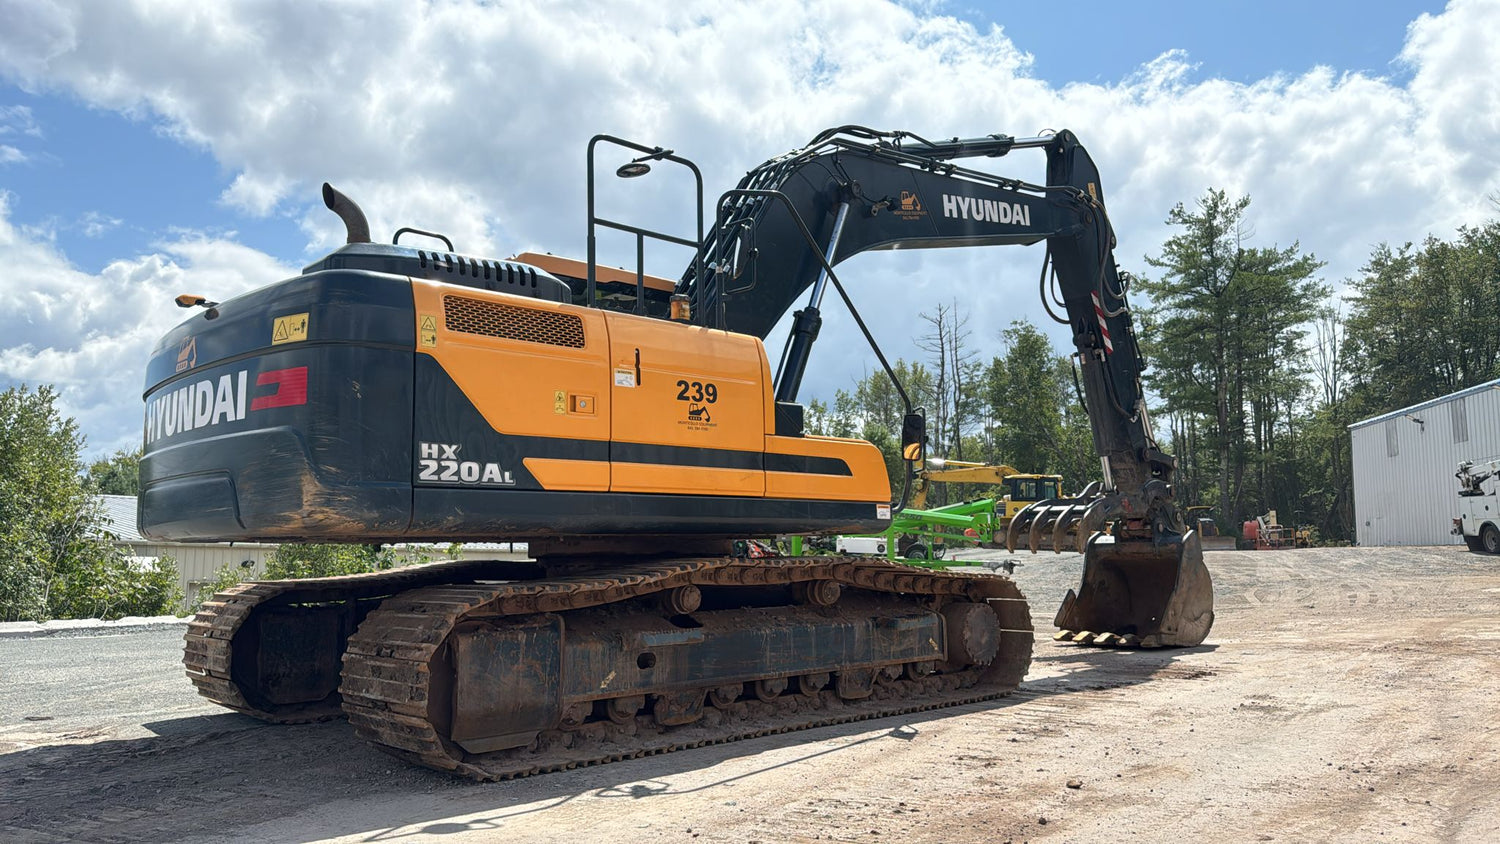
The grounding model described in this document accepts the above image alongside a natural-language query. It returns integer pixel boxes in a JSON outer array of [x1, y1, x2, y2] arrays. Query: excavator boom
[[677, 127, 1214, 647]]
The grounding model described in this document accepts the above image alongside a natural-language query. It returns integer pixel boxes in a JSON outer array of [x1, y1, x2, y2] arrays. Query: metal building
[[96, 494, 276, 607], [1349, 379, 1500, 546]]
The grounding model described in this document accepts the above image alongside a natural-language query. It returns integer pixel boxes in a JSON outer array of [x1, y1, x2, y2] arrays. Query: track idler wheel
[[903, 661, 936, 680], [797, 673, 831, 696], [1055, 530, 1215, 648], [653, 690, 705, 726], [708, 684, 742, 709]]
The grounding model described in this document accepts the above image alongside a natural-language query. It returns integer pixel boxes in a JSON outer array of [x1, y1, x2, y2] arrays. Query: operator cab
[[1007, 475, 1063, 503]]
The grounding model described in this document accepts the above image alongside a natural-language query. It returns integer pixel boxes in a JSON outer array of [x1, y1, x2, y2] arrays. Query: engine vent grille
[[443, 295, 586, 348]]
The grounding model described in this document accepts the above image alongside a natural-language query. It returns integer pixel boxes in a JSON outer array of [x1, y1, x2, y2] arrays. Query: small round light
[[616, 161, 652, 178]]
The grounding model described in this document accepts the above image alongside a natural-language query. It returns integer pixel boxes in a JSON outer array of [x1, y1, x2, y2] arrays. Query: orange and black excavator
[[151, 126, 1212, 780]]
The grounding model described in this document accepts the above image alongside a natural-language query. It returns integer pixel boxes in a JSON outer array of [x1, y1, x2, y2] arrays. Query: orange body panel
[[609, 463, 764, 497], [412, 281, 612, 492], [410, 277, 889, 504], [605, 311, 765, 496], [765, 435, 891, 502]]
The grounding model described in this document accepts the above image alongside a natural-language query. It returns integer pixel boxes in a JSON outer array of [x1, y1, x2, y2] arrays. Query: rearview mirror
[[900, 412, 925, 462]]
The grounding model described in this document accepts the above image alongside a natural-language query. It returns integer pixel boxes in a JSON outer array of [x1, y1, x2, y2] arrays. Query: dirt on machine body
[[158, 126, 1212, 779]]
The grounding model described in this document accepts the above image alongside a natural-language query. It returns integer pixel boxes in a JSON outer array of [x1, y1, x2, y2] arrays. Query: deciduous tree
[[0, 386, 178, 621]]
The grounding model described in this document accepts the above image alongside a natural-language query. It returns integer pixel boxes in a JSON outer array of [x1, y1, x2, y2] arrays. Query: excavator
[[148, 126, 1213, 780], [908, 459, 1063, 516]]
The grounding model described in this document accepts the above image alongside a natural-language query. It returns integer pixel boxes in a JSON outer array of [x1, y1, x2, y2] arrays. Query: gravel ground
[[2, 545, 1498, 843]]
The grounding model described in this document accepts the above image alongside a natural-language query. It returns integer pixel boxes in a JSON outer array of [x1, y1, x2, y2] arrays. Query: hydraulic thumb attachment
[[1007, 492, 1214, 648]]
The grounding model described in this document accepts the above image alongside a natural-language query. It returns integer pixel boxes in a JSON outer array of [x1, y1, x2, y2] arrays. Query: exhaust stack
[[322, 182, 371, 244]]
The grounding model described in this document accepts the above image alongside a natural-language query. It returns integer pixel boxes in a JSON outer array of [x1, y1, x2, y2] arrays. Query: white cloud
[[1, 0, 1499, 453], [219, 170, 291, 217], [0, 103, 42, 137], [78, 210, 121, 237], [0, 193, 294, 454], [0, 96, 42, 164]]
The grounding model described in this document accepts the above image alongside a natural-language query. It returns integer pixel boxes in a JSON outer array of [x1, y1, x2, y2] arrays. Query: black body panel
[[139, 269, 418, 541], [304, 242, 571, 304]]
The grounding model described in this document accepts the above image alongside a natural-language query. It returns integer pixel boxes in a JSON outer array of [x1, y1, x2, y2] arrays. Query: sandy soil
[[2, 545, 1499, 843]]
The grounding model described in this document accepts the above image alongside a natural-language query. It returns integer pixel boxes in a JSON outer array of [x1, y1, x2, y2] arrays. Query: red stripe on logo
[[249, 366, 308, 411]]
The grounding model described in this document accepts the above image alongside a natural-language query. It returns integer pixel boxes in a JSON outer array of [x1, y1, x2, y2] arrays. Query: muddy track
[[183, 559, 546, 723], [187, 556, 1033, 780]]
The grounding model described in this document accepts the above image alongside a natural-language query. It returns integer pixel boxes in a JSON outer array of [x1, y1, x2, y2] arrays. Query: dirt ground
[[3, 545, 1499, 843]]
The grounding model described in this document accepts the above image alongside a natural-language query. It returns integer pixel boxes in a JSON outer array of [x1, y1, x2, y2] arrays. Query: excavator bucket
[[1054, 530, 1214, 648]]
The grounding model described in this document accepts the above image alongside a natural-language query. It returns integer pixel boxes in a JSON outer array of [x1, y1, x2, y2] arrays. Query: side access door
[[604, 312, 766, 496]]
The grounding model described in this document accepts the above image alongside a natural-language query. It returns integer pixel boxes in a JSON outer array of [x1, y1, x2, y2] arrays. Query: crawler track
[[183, 559, 546, 722], [187, 556, 1031, 780]]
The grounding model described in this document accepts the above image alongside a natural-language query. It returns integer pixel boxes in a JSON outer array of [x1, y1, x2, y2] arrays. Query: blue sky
[[0, 93, 289, 272], [0, 0, 1495, 456], [968, 1, 1442, 83]]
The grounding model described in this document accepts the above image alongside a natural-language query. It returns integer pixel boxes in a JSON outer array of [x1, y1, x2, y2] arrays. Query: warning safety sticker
[[272, 313, 310, 345], [419, 313, 438, 348]]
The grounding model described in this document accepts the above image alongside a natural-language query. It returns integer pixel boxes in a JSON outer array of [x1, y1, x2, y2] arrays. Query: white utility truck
[[1454, 458, 1500, 553]]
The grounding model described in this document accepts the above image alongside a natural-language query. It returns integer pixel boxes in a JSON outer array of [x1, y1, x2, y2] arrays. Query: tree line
[[808, 189, 1500, 543]]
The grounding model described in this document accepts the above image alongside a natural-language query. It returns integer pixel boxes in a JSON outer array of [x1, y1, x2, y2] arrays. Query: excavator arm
[[909, 460, 1021, 510], [679, 127, 1214, 647]]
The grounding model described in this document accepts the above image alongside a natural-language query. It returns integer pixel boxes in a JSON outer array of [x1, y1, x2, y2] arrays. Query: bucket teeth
[[1050, 630, 1145, 648]]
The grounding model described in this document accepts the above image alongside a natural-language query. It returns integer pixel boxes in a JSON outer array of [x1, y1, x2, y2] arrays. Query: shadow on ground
[[0, 644, 1208, 844]]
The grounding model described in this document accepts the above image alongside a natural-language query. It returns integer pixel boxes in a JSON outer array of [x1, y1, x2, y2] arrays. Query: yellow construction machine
[[908, 458, 1064, 524], [1185, 505, 1238, 551]]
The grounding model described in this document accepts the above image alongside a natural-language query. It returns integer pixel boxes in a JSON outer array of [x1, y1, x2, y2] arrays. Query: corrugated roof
[[95, 494, 144, 542], [1348, 378, 1500, 431]]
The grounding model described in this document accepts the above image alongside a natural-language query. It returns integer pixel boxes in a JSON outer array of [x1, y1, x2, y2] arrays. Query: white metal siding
[[1351, 383, 1500, 546], [111, 530, 532, 611], [124, 542, 276, 610]]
